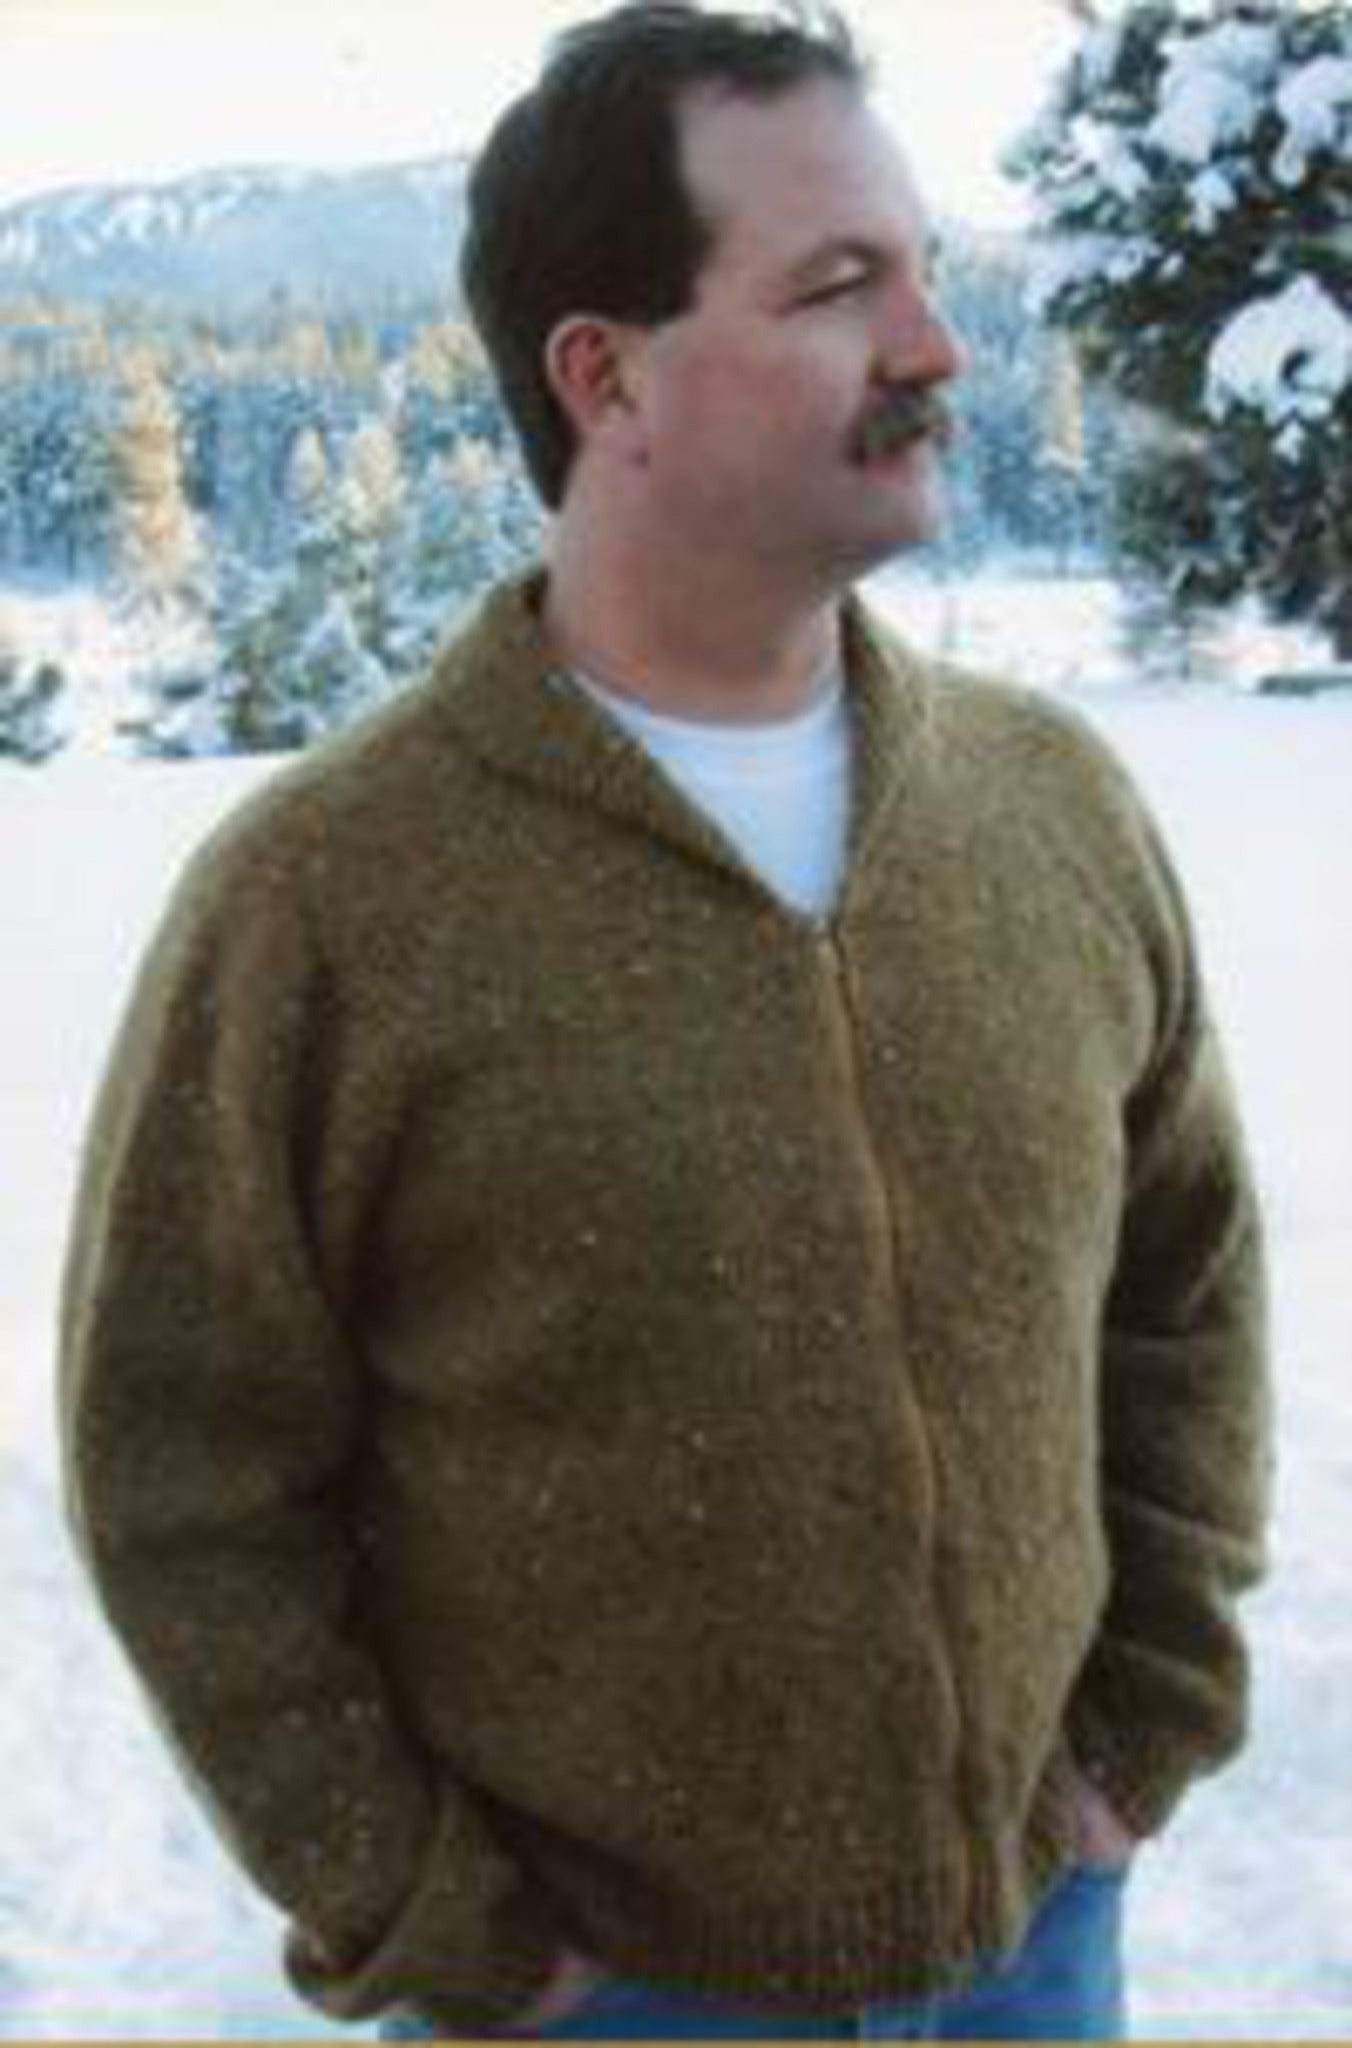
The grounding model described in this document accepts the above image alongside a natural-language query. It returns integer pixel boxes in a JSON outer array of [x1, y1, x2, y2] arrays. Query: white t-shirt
[[571, 669, 852, 921]]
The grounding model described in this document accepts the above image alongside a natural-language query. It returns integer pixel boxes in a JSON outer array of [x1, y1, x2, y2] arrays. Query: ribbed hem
[[532, 1761, 1081, 2016], [582, 1871, 964, 2012]]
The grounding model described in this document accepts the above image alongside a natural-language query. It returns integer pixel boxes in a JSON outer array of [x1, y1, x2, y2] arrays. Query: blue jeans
[[383, 1866, 1129, 2041]]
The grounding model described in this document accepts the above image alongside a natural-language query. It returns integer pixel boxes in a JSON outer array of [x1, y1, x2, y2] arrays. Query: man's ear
[[544, 315, 641, 447]]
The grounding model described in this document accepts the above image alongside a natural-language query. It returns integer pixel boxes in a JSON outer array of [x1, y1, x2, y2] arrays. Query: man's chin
[[758, 474, 948, 587], [840, 488, 948, 570], [807, 525, 938, 595]]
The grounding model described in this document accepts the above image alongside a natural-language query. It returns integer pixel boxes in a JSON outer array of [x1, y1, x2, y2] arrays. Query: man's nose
[[879, 291, 968, 387]]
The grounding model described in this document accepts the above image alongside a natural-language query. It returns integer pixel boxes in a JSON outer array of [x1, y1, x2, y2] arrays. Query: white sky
[[0, 0, 1077, 225]]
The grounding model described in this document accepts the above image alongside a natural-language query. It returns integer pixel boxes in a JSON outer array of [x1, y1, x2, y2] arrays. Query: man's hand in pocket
[[1071, 1769, 1138, 1871], [503, 1947, 611, 2035]]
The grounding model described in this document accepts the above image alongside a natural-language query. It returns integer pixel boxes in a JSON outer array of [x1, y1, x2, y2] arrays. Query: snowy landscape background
[[3, 563, 1351, 2038], [4, 0, 1352, 2033]]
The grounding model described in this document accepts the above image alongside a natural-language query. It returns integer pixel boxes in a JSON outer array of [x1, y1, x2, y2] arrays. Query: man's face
[[624, 78, 964, 583]]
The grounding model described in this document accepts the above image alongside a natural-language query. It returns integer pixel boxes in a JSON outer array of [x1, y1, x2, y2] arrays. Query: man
[[61, 4, 1271, 2041]]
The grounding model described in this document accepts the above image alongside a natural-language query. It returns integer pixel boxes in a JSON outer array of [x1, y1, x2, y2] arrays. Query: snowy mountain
[[0, 157, 469, 313]]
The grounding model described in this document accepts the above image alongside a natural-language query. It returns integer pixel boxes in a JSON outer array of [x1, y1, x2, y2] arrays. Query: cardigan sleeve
[[1065, 810, 1274, 1838], [58, 825, 559, 2031]]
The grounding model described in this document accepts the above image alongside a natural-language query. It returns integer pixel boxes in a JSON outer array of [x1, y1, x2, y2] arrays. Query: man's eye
[[801, 273, 870, 306]]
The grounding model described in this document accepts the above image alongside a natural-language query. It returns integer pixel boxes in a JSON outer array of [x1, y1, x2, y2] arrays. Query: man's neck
[[543, 518, 844, 727]]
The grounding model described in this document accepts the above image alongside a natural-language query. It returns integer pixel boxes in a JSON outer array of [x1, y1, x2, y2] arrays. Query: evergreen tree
[[339, 416, 405, 541], [933, 234, 1114, 566], [0, 371, 114, 575], [385, 433, 543, 674], [132, 416, 402, 757], [285, 423, 330, 529], [398, 319, 504, 469], [130, 541, 391, 759], [0, 614, 66, 762], [0, 390, 23, 569], [112, 348, 208, 612], [334, 415, 406, 664], [1008, 0, 1352, 656]]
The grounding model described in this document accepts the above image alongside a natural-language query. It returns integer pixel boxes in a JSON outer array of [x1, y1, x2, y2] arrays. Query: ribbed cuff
[[286, 1789, 561, 2033]]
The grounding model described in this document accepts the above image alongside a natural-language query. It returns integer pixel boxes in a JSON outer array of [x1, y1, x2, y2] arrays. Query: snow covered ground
[[0, 574, 215, 754], [2, 571, 1350, 2037]]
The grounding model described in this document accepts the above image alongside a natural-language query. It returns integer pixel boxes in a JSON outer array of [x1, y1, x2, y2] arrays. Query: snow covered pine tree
[[0, 615, 65, 762], [1008, 1, 1352, 659]]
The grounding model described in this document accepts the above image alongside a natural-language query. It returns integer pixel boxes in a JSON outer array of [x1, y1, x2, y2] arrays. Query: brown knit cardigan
[[60, 570, 1271, 2032]]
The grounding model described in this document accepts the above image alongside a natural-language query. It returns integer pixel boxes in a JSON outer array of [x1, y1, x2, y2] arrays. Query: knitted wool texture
[[60, 571, 1271, 2033]]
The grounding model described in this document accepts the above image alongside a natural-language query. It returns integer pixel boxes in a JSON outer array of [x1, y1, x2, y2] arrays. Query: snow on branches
[[1206, 273, 1352, 454], [1007, 0, 1352, 653], [1009, 2, 1351, 431]]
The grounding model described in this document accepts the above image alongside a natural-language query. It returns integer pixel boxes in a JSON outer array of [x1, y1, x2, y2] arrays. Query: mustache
[[850, 384, 957, 464]]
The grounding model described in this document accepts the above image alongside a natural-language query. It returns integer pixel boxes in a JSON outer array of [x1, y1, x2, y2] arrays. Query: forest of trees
[[0, 233, 1110, 758]]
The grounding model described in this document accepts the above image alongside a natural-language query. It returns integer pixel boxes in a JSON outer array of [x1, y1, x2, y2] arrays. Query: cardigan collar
[[430, 565, 934, 916]]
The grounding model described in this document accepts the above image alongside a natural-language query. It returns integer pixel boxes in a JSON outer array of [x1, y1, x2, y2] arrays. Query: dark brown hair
[[460, 3, 867, 508]]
